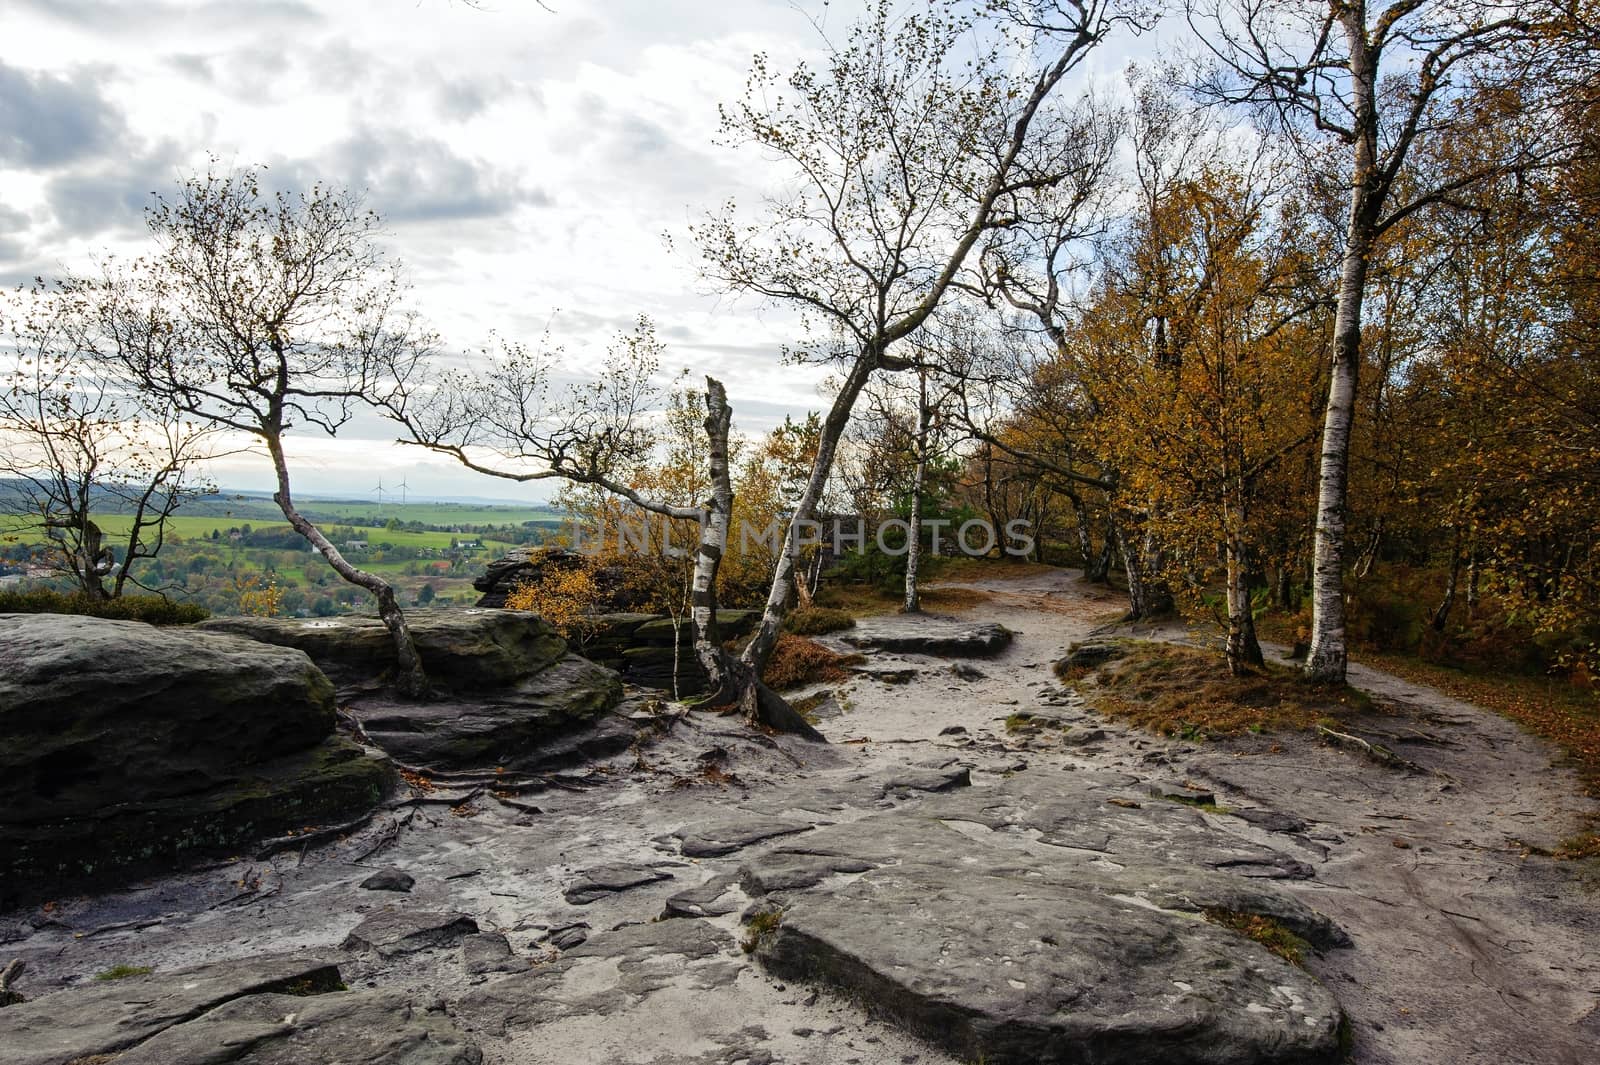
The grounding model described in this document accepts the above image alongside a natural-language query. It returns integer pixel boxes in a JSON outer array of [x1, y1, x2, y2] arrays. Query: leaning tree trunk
[[903, 370, 931, 614], [266, 432, 427, 696], [743, 352, 877, 676], [690, 378, 824, 741]]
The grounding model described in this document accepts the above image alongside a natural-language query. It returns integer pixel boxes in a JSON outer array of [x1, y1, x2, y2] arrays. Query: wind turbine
[[397, 477, 409, 507], [374, 478, 385, 508]]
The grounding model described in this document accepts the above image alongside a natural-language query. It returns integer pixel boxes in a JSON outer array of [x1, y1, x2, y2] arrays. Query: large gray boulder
[[196, 609, 568, 691], [0, 614, 393, 895], [738, 777, 1347, 1065]]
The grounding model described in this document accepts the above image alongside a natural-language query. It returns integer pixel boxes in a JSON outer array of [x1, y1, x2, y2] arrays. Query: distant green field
[[2, 492, 562, 531], [1, 514, 528, 550], [296, 500, 564, 526], [122, 517, 520, 550]]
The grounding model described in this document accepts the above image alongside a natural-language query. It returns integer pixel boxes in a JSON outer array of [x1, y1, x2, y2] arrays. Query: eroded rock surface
[[9, 569, 1593, 1065], [455, 920, 744, 1033], [562, 863, 675, 904], [676, 817, 816, 858], [341, 911, 480, 957]]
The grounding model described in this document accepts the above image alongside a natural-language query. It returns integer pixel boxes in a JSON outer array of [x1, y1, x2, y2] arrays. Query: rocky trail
[[2, 570, 1597, 1064]]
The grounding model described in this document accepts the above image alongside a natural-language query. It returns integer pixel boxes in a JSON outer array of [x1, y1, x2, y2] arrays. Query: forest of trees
[[2, 0, 1596, 723]]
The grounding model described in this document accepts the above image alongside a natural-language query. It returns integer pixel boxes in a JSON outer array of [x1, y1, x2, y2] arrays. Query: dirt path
[[875, 568, 1600, 1065]]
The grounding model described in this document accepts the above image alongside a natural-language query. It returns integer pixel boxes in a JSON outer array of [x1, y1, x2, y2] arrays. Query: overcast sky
[[0, 0, 1145, 502]]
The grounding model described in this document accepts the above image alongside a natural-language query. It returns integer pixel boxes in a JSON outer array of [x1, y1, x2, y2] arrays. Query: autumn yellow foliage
[[505, 564, 599, 642], [233, 575, 283, 617]]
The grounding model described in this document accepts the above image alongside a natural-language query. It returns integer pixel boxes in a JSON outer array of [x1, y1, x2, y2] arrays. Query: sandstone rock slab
[[360, 867, 415, 892], [677, 817, 816, 858], [197, 609, 567, 691], [341, 911, 480, 957], [351, 653, 624, 771], [0, 614, 337, 821], [563, 864, 675, 905], [111, 989, 484, 1065], [0, 954, 341, 1065], [462, 932, 524, 975], [457, 920, 741, 1032], [839, 616, 1012, 657], [1057, 639, 1127, 673], [737, 778, 1347, 1065]]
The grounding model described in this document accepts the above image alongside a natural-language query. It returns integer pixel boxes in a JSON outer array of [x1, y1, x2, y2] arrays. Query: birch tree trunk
[[1141, 529, 1175, 616], [1223, 485, 1264, 674], [1305, 7, 1382, 684], [690, 377, 736, 697], [903, 368, 931, 614], [1067, 491, 1101, 579], [1089, 540, 1113, 583], [1114, 513, 1175, 621], [1466, 548, 1480, 615], [1305, 218, 1375, 681], [691, 378, 824, 741], [1113, 517, 1150, 620], [1431, 529, 1464, 632], [266, 432, 427, 696]]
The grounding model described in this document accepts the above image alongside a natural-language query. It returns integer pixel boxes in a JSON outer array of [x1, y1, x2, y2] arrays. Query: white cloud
[[0, 0, 1143, 496]]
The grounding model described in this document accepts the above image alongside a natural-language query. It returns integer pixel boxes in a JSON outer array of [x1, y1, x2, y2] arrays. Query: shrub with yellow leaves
[[505, 564, 600, 643], [234, 574, 283, 617]]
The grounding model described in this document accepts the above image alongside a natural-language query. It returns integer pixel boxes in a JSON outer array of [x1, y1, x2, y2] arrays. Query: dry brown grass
[[1202, 909, 1310, 967], [1075, 641, 1372, 740], [782, 605, 857, 635], [924, 556, 1060, 582], [918, 586, 992, 612], [812, 582, 992, 618], [811, 585, 906, 617], [761, 634, 866, 691]]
